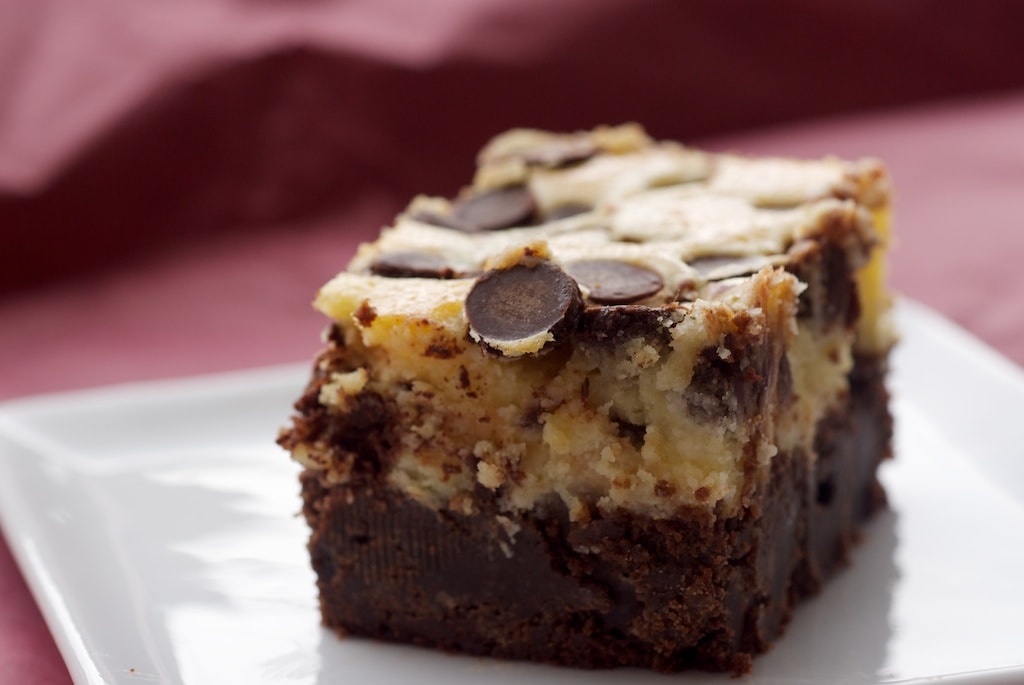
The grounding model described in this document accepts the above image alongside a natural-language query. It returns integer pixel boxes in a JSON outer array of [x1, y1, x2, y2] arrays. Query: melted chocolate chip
[[450, 186, 537, 232], [465, 262, 582, 355], [519, 139, 598, 168], [688, 255, 773, 281], [565, 259, 664, 305], [410, 210, 463, 230], [369, 251, 459, 279], [544, 203, 592, 222]]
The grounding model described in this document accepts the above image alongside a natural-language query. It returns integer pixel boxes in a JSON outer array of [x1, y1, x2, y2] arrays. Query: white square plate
[[1, 300, 1023, 685]]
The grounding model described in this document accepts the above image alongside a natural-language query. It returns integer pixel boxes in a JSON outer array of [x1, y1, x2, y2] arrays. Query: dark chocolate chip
[[544, 203, 592, 222], [565, 259, 664, 305], [450, 186, 537, 232], [519, 139, 598, 168], [688, 255, 772, 281], [465, 262, 582, 355], [369, 251, 459, 279], [410, 210, 463, 230]]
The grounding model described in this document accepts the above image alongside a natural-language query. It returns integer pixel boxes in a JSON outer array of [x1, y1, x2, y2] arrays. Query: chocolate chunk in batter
[[685, 336, 768, 422], [577, 305, 672, 347]]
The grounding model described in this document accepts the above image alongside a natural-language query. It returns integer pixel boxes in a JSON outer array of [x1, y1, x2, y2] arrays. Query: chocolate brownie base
[[298, 354, 891, 675]]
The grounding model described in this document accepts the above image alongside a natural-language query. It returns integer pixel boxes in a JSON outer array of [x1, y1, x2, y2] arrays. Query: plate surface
[[1, 300, 1023, 685]]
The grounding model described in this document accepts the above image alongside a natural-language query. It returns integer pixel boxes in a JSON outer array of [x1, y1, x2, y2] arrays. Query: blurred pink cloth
[[4, 0, 1024, 293], [2, 93, 1022, 403], [1, 1, 1023, 683]]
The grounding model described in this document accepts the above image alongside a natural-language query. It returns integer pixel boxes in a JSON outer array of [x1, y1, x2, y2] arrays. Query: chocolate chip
[[543, 203, 592, 222], [410, 210, 463, 230], [450, 186, 537, 232], [519, 139, 598, 168], [688, 255, 773, 281], [465, 262, 582, 355], [369, 251, 459, 279], [565, 259, 664, 305]]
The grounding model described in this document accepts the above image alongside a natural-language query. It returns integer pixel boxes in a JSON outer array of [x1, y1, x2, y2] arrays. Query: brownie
[[278, 124, 895, 674]]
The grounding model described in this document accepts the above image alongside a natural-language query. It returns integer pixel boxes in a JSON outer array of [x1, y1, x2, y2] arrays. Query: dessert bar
[[278, 124, 895, 674]]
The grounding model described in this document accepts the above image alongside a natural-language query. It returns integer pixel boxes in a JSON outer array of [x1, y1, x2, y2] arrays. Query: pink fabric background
[[1, 1, 1023, 682]]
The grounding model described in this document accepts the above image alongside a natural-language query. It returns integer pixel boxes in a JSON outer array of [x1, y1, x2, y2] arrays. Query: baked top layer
[[285, 124, 894, 519], [327, 124, 892, 351]]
